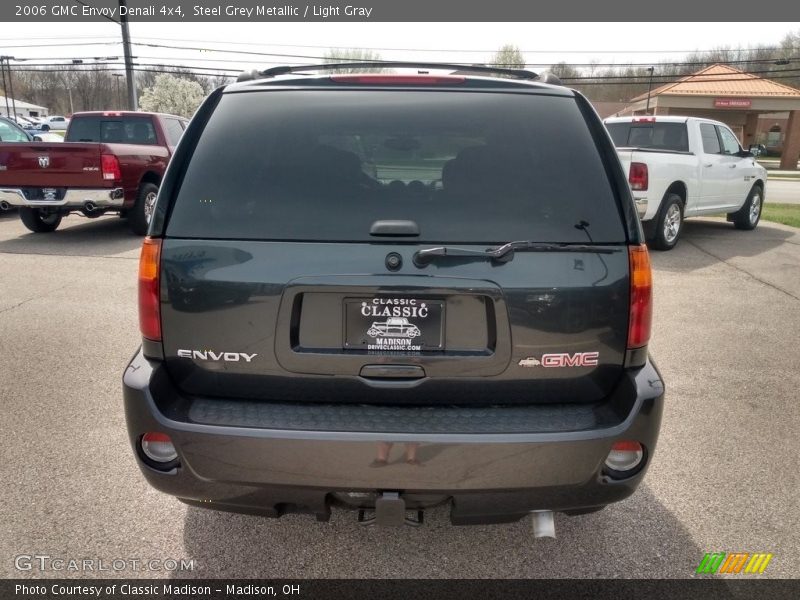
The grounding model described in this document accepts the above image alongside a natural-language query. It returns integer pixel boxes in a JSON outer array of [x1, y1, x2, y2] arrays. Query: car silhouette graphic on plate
[[367, 317, 421, 338]]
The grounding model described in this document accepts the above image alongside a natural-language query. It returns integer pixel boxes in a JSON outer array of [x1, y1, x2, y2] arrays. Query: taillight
[[138, 237, 162, 341], [101, 154, 121, 181], [330, 74, 465, 85], [629, 162, 648, 191], [628, 244, 652, 349], [632, 117, 655, 123]]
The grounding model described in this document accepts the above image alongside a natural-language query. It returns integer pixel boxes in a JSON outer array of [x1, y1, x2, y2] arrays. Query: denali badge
[[177, 349, 257, 362], [519, 352, 599, 368], [38, 156, 50, 168]]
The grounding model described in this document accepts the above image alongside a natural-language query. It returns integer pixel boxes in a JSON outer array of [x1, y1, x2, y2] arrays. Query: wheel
[[731, 185, 763, 231], [19, 207, 62, 233], [39, 124, 50, 132], [649, 193, 683, 251], [128, 182, 159, 236]]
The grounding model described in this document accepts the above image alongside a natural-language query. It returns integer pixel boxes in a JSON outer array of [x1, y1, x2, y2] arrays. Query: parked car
[[0, 116, 42, 143], [604, 116, 768, 250], [37, 115, 70, 131], [0, 111, 189, 233], [123, 62, 663, 531]]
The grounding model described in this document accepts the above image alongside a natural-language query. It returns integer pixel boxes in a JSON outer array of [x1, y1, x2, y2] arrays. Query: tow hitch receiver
[[357, 492, 424, 527]]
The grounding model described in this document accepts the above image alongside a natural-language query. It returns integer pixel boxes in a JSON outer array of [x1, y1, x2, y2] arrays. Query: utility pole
[[67, 87, 74, 114], [1, 57, 18, 119], [645, 66, 655, 115], [113, 73, 123, 108], [119, 0, 137, 110], [0, 57, 9, 117]]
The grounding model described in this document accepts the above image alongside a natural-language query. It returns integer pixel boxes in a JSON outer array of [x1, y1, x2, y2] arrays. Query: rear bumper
[[123, 349, 665, 525], [0, 187, 124, 208]]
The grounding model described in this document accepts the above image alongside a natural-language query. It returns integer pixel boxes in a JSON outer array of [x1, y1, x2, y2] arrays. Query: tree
[[322, 48, 385, 73], [139, 74, 205, 117], [490, 44, 526, 69]]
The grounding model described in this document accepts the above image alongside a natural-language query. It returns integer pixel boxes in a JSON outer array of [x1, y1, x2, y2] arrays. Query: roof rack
[[236, 61, 547, 83]]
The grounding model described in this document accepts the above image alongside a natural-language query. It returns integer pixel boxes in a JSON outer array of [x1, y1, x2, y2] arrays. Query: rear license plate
[[344, 298, 444, 351], [41, 188, 59, 200]]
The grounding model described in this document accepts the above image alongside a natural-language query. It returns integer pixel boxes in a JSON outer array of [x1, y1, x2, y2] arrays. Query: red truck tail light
[[139, 237, 162, 341], [628, 244, 652, 349], [330, 74, 465, 85], [629, 162, 648, 191], [101, 154, 122, 181]]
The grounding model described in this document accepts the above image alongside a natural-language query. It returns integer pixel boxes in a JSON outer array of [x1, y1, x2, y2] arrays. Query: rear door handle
[[704, 163, 713, 168], [729, 164, 737, 168]]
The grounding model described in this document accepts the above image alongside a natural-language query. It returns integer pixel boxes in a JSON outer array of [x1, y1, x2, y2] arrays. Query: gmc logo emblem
[[541, 352, 599, 367]]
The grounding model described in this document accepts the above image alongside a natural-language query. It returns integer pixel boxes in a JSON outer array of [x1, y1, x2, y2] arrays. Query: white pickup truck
[[604, 116, 767, 250]]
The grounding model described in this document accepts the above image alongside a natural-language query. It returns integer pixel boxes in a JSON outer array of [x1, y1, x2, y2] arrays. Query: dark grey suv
[[123, 63, 663, 532]]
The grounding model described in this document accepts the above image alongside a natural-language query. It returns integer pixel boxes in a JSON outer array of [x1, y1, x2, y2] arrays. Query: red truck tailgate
[[0, 143, 107, 188]]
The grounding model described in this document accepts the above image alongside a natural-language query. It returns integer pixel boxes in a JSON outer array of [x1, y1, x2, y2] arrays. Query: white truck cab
[[604, 116, 767, 250]]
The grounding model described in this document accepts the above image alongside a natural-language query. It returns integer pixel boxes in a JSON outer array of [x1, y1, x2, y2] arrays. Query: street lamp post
[[645, 66, 655, 115]]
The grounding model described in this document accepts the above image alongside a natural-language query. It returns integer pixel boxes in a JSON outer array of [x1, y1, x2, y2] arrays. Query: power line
[[13, 60, 800, 80], [14, 53, 800, 70], [127, 35, 800, 56], [10, 64, 800, 87]]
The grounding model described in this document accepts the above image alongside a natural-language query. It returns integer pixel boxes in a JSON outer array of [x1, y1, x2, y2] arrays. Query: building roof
[[630, 64, 800, 102], [0, 95, 48, 111], [591, 101, 631, 118]]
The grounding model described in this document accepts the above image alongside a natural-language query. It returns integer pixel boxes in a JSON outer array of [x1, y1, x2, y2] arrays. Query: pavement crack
[[684, 239, 800, 303], [0, 283, 74, 315]]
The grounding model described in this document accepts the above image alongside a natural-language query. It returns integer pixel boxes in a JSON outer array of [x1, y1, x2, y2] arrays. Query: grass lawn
[[762, 203, 800, 228]]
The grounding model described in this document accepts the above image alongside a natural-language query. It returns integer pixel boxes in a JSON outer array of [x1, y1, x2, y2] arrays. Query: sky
[[1, 22, 799, 75]]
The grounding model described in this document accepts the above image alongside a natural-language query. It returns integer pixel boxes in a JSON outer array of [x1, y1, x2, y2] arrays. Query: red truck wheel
[[129, 183, 159, 236], [19, 208, 62, 233]]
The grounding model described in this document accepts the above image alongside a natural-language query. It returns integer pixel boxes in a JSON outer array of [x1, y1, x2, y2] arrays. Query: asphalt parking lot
[[0, 210, 798, 579]]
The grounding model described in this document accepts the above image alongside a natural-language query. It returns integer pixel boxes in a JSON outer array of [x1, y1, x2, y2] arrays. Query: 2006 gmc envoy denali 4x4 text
[[123, 62, 664, 533]]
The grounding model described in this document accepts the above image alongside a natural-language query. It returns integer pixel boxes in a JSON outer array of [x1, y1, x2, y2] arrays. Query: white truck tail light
[[629, 162, 649, 191]]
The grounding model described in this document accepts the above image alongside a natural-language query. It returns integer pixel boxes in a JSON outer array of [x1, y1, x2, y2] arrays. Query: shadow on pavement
[[0, 214, 141, 257], [650, 218, 795, 274], [174, 483, 703, 578]]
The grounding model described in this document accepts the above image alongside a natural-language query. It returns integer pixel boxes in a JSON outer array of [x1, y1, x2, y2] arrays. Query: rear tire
[[731, 185, 763, 230], [649, 193, 683, 251], [128, 182, 159, 236], [19, 207, 62, 233]]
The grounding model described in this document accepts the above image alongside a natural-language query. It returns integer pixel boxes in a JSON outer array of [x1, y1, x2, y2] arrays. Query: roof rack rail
[[236, 61, 545, 83]]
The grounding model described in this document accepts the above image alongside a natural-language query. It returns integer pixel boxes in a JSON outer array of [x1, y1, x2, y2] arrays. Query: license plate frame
[[343, 298, 445, 351]]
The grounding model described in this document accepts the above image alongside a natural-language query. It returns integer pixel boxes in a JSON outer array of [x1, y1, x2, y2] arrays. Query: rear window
[[167, 90, 625, 243], [606, 121, 689, 152], [66, 116, 158, 145]]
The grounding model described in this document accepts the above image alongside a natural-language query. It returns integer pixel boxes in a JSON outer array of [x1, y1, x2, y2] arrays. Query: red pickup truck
[[0, 111, 188, 234]]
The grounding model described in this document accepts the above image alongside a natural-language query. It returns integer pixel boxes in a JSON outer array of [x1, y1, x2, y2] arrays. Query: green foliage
[[139, 74, 205, 118], [490, 45, 526, 69], [322, 49, 386, 73]]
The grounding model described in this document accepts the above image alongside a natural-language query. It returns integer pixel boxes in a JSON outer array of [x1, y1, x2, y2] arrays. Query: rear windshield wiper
[[413, 241, 621, 266]]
